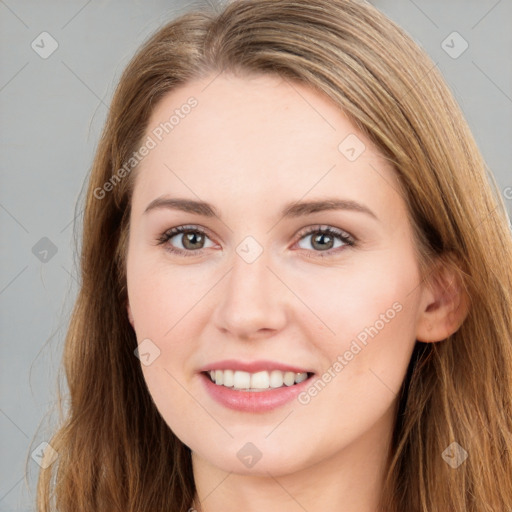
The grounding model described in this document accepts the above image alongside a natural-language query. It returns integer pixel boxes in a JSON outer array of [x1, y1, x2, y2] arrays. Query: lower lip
[[199, 372, 314, 413]]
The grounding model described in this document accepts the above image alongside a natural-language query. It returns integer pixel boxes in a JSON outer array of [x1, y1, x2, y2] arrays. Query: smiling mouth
[[203, 369, 315, 392]]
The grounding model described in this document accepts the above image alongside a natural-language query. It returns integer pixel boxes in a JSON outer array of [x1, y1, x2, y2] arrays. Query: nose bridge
[[213, 238, 287, 336], [230, 242, 269, 296], [229, 240, 276, 306]]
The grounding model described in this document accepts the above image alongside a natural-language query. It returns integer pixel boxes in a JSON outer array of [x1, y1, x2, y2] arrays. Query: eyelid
[[294, 224, 356, 243], [155, 224, 215, 251]]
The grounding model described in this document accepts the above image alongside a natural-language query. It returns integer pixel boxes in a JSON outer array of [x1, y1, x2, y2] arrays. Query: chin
[[190, 438, 318, 478]]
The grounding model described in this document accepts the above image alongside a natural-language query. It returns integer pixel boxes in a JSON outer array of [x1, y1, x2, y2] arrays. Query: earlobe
[[416, 260, 470, 343]]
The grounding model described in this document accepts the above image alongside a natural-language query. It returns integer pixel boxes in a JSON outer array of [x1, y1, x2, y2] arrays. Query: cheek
[[126, 253, 217, 400], [290, 249, 420, 393], [139, 364, 200, 453], [127, 249, 203, 337], [292, 251, 418, 341], [293, 273, 419, 449], [128, 278, 197, 371], [128, 260, 204, 439]]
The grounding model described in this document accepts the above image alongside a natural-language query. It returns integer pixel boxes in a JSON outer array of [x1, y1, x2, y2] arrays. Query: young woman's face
[[126, 73, 427, 477]]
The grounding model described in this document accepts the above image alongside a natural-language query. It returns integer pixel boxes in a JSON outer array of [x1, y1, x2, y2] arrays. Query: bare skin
[[125, 72, 467, 512]]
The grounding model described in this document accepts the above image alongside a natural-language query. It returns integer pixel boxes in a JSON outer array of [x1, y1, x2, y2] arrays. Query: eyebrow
[[143, 196, 378, 221]]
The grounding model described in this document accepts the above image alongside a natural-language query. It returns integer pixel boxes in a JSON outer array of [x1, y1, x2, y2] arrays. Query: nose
[[212, 247, 288, 340]]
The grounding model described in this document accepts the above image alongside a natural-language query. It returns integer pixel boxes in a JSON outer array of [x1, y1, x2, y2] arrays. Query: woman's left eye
[[156, 224, 356, 258], [294, 225, 355, 257]]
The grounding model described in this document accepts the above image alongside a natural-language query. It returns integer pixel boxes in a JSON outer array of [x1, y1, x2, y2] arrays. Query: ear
[[416, 259, 469, 343], [126, 299, 134, 329]]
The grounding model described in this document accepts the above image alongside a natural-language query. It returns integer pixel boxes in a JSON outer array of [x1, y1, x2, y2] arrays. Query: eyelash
[[156, 224, 356, 259]]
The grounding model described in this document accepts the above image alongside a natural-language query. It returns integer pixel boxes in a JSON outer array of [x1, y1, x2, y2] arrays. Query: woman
[[36, 0, 512, 510]]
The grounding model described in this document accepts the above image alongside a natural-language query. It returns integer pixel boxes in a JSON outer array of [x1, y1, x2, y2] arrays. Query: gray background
[[1, 1, 511, 510]]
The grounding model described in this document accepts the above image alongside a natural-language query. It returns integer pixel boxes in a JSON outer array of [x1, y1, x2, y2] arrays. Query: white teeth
[[206, 369, 310, 391], [283, 371, 295, 386], [223, 369, 234, 387], [233, 370, 251, 389], [251, 371, 270, 389], [269, 370, 284, 388]]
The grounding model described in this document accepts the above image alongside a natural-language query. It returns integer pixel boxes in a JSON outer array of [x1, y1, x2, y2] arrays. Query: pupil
[[313, 233, 333, 250], [184, 231, 203, 249]]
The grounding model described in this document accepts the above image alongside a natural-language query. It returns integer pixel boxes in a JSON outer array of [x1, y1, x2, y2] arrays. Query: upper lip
[[198, 359, 314, 374]]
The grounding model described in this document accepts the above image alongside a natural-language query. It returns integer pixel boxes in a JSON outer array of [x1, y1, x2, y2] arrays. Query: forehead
[[130, 72, 401, 221], [143, 72, 364, 167]]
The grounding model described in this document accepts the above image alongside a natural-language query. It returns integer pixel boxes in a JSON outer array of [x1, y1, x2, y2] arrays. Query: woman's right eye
[[156, 225, 215, 257]]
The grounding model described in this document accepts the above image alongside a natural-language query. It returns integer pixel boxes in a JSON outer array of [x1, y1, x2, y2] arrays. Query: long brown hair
[[34, 0, 512, 510]]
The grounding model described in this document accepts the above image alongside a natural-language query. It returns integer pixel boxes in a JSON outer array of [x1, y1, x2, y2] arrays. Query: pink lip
[[199, 372, 314, 413], [197, 359, 313, 374]]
